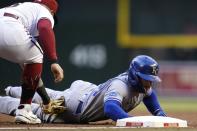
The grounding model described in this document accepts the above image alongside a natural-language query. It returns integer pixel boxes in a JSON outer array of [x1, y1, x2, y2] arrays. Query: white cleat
[[5, 86, 11, 96], [15, 104, 41, 124], [5, 86, 21, 98]]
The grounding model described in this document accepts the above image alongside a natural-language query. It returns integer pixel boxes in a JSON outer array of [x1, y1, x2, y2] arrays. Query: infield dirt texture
[[0, 98, 196, 131]]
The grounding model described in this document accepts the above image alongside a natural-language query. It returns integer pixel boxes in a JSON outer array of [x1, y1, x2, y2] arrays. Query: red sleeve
[[37, 19, 58, 62]]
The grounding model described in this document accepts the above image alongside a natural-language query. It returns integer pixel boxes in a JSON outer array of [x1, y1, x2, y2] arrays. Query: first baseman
[[0, 55, 166, 123], [0, 0, 64, 124]]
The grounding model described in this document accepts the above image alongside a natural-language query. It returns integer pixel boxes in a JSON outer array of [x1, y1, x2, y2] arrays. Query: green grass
[[134, 97, 197, 112], [160, 98, 197, 112]]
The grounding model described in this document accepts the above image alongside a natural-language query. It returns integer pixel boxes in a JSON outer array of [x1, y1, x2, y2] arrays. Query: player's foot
[[5, 86, 21, 98], [5, 86, 12, 96], [15, 104, 41, 124]]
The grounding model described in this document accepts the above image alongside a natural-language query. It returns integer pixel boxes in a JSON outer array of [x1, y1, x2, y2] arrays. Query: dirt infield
[[0, 111, 196, 128]]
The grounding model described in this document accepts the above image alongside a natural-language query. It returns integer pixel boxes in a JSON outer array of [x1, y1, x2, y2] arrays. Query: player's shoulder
[[21, 2, 41, 6], [111, 79, 127, 86], [12, 2, 42, 13], [17, 2, 39, 7], [20, 2, 48, 12], [104, 79, 128, 98], [109, 79, 129, 92], [22, 2, 54, 25]]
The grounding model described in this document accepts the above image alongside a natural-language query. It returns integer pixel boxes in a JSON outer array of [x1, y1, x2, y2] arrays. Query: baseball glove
[[41, 96, 67, 114]]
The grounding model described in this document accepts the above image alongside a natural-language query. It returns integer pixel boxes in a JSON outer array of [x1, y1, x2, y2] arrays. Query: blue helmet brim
[[137, 72, 161, 82]]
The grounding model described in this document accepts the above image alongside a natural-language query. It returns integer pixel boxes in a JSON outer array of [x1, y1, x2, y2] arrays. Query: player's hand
[[51, 63, 64, 83], [155, 110, 167, 117]]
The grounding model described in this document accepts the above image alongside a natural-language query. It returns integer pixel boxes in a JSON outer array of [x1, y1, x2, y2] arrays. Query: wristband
[[48, 59, 58, 65]]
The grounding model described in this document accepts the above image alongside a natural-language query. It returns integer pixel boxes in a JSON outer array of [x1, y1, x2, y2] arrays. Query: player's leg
[[5, 83, 63, 104], [5, 85, 47, 104], [0, 96, 19, 115], [36, 79, 60, 114], [5, 86, 22, 98], [4, 81, 46, 104], [0, 22, 44, 123], [0, 96, 41, 116], [15, 63, 42, 124], [37, 79, 50, 105]]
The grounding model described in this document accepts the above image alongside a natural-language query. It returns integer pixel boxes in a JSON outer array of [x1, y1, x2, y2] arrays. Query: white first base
[[116, 116, 187, 128]]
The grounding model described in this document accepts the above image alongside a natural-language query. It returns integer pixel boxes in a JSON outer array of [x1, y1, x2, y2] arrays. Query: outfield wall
[[158, 61, 197, 97]]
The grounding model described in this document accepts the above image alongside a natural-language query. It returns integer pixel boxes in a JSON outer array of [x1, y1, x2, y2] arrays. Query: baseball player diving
[[0, 55, 167, 124], [0, 0, 64, 124]]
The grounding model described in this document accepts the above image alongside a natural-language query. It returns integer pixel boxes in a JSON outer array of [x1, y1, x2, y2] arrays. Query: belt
[[76, 101, 83, 114], [4, 12, 19, 20]]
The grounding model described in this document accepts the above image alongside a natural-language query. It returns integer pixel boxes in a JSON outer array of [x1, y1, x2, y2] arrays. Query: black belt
[[4, 12, 19, 20], [76, 101, 83, 114]]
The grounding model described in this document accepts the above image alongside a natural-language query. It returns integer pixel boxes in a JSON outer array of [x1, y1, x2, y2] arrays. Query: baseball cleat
[[4, 86, 11, 96], [4, 86, 20, 98], [15, 104, 41, 124]]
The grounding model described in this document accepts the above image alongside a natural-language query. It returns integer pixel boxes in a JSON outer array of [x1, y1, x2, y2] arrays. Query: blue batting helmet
[[128, 55, 161, 93]]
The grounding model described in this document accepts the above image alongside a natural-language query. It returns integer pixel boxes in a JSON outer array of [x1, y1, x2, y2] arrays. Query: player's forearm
[[37, 19, 58, 63], [143, 90, 166, 116], [104, 100, 130, 121]]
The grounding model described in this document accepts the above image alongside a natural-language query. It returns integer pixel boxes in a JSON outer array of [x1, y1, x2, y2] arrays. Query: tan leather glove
[[42, 96, 67, 114]]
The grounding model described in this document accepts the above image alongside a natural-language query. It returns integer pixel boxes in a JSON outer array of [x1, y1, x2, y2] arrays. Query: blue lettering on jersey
[[108, 92, 118, 97]]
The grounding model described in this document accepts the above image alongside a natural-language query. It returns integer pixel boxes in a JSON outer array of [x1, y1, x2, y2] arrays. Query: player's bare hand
[[51, 63, 64, 83]]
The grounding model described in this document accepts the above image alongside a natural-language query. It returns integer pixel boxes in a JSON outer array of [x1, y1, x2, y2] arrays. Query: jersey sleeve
[[36, 5, 54, 28], [104, 80, 128, 104], [37, 19, 57, 61]]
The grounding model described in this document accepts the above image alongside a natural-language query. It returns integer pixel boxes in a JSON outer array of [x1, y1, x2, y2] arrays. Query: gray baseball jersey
[[73, 72, 146, 123]]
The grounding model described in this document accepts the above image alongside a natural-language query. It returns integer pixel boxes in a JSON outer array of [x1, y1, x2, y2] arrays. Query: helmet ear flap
[[128, 68, 146, 93], [128, 68, 139, 86]]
